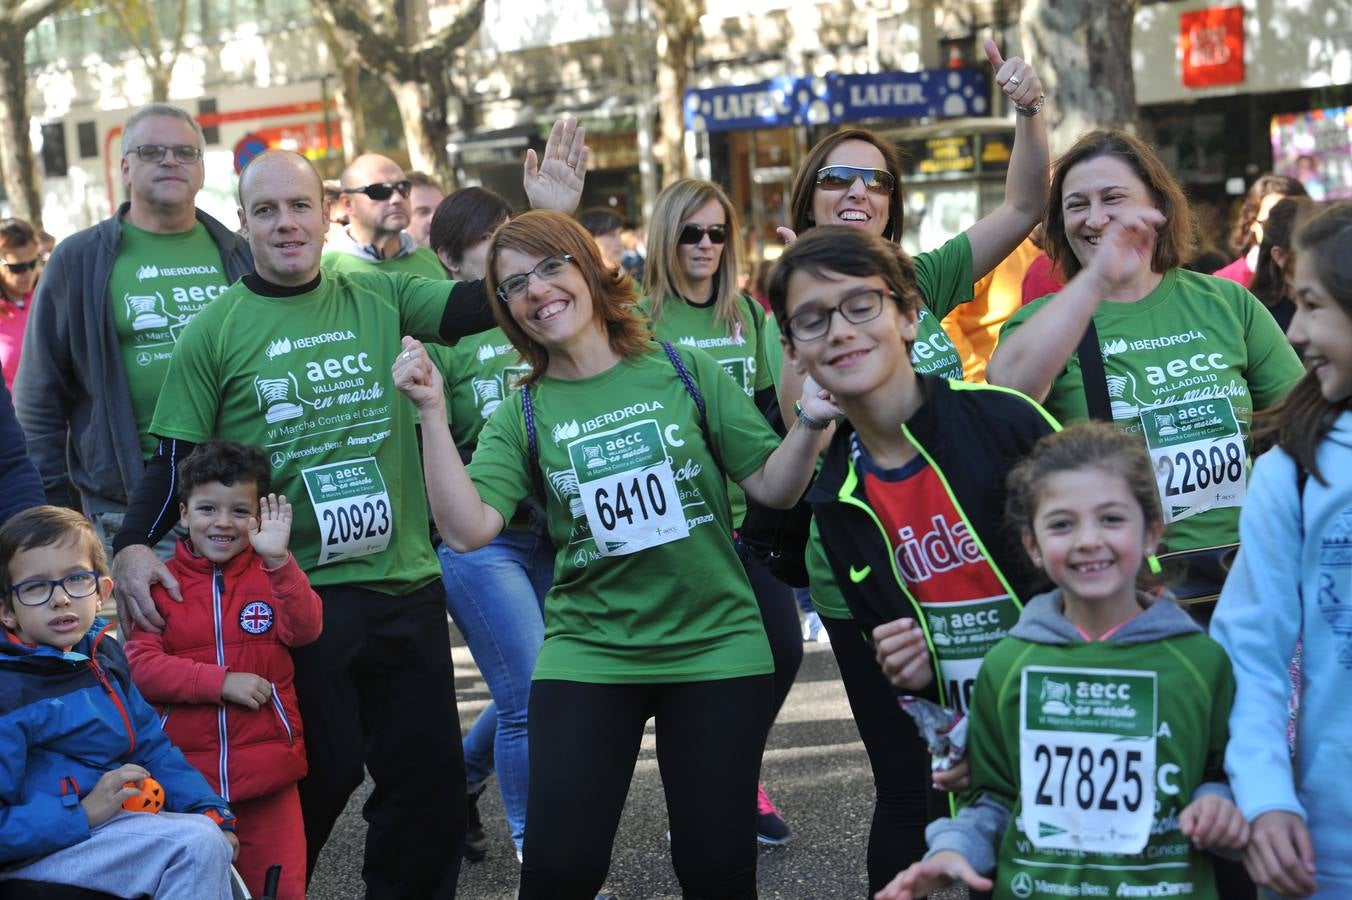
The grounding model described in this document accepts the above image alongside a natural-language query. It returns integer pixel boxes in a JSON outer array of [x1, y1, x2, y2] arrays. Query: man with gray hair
[[14, 104, 252, 588]]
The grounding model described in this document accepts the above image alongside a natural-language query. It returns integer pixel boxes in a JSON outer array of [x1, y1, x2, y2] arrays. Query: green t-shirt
[[640, 293, 775, 525], [809, 233, 975, 619], [1001, 268, 1303, 553], [970, 626, 1234, 899], [109, 221, 233, 458], [467, 344, 779, 683], [320, 246, 446, 280], [149, 270, 455, 595], [428, 330, 530, 448], [762, 309, 786, 393]]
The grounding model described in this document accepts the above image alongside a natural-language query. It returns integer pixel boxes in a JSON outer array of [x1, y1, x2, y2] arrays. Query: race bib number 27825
[[1019, 666, 1158, 855]]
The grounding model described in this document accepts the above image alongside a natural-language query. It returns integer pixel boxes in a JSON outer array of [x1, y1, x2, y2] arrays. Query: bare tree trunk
[[311, 3, 366, 161], [0, 29, 42, 228], [1020, 0, 1139, 154], [606, 0, 660, 223], [321, 0, 483, 185], [0, 0, 79, 230], [651, 0, 702, 187], [104, 0, 187, 103], [333, 55, 365, 159], [384, 77, 433, 173]]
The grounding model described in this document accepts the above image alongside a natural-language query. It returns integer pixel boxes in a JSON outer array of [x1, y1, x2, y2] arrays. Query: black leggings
[[519, 676, 773, 900], [741, 548, 803, 726], [821, 614, 949, 894]]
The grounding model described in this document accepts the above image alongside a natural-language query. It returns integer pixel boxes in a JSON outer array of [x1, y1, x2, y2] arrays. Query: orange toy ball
[[121, 776, 166, 813]]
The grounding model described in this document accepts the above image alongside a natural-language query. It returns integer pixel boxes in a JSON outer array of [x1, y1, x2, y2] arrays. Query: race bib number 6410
[[568, 418, 688, 557]]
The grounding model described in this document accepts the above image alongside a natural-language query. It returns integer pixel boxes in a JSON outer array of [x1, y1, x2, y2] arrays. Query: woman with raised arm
[[987, 130, 1303, 609], [394, 210, 836, 899]]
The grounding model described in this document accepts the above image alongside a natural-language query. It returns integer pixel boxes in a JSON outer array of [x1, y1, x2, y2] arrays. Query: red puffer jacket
[[126, 540, 322, 803]]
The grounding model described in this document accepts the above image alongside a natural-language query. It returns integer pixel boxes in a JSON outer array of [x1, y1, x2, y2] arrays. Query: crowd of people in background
[[0, 36, 1349, 900]]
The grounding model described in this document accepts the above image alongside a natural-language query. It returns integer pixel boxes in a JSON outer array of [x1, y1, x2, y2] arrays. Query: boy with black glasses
[[0, 506, 237, 898]]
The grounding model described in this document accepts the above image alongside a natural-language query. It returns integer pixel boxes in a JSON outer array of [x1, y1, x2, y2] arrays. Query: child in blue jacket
[[1212, 202, 1352, 897], [0, 505, 237, 898]]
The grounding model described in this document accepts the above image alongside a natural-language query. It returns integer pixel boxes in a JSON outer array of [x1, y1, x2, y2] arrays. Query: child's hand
[[931, 757, 971, 793], [223, 829, 240, 861], [872, 618, 934, 691], [248, 493, 292, 567], [1244, 810, 1318, 898], [1180, 793, 1249, 851], [81, 764, 150, 828], [221, 672, 273, 710], [874, 850, 992, 900]]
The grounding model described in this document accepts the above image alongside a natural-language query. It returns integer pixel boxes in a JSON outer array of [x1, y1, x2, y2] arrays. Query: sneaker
[[756, 783, 791, 846], [465, 786, 489, 862], [801, 611, 829, 643]]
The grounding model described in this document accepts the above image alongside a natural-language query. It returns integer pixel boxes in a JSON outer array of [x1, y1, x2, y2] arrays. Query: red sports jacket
[[126, 541, 322, 803]]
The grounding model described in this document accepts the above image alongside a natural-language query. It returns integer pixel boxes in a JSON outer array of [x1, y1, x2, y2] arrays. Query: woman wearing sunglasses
[[394, 210, 837, 898], [775, 39, 1050, 895], [0, 218, 40, 390], [641, 178, 799, 846]]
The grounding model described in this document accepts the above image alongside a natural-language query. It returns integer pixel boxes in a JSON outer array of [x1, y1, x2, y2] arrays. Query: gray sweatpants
[[0, 810, 234, 899]]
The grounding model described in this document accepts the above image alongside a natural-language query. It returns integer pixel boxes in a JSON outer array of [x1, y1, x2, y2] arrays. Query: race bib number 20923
[[300, 457, 392, 565]]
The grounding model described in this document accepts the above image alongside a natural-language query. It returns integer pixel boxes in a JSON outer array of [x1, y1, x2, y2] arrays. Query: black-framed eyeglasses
[[815, 165, 895, 196], [9, 570, 101, 607], [127, 144, 204, 164], [786, 289, 888, 341], [677, 224, 727, 245], [341, 180, 412, 201], [495, 253, 575, 303], [0, 259, 40, 273]]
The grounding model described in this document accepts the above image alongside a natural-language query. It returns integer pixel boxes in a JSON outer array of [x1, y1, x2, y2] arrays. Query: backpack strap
[[522, 342, 716, 501], [521, 385, 546, 501], [658, 339, 721, 470], [1077, 319, 1113, 422]]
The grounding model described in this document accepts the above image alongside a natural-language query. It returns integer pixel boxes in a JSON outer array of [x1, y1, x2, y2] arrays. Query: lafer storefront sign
[[684, 69, 989, 134], [1180, 5, 1245, 88]]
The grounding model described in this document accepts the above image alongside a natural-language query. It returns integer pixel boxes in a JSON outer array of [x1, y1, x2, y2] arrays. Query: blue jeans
[[438, 528, 553, 851]]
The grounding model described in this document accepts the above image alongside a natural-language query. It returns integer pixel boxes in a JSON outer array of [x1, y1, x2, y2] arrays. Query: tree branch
[[5, 0, 76, 32]]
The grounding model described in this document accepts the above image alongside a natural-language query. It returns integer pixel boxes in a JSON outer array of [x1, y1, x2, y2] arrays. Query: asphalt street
[[308, 627, 967, 900]]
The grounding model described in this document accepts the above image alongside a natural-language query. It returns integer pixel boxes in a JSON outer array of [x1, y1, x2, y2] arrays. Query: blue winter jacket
[[0, 619, 234, 864]]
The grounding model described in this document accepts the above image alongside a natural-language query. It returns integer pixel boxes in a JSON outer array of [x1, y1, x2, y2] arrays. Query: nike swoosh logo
[[849, 565, 871, 583]]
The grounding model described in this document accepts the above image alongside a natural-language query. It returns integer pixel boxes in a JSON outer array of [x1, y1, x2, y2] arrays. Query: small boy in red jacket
[[127, 441, 322, 900]]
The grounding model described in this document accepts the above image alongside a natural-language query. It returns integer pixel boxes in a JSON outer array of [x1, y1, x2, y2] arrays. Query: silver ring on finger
[[1007, 75, 1021, 87]]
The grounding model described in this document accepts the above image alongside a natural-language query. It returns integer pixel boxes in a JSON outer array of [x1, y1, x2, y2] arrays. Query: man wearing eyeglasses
[[109, 118, 591, 899], [14, 104, 252, 577], [322, 154, 445, 280]]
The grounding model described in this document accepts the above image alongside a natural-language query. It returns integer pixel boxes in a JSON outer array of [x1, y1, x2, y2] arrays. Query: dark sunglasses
[[341, 180, 412, 201], [677, 224, 727, 245], [1, 259, 40, 273], [815, 165, 895, 196]]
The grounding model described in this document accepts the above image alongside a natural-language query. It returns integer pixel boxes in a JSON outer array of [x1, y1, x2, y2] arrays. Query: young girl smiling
[[878, 422, 1247, 899]]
